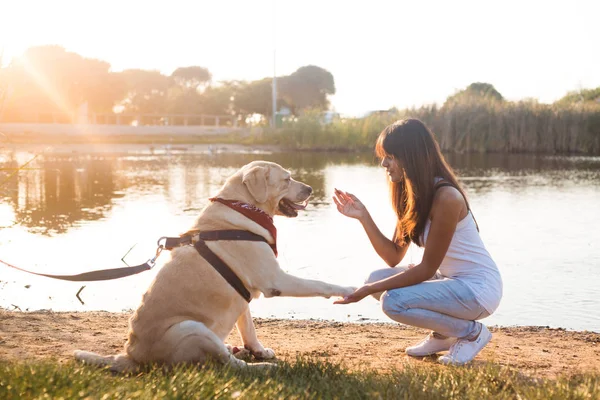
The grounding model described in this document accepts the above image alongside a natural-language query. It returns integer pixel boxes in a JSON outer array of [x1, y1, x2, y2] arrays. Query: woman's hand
[[333, 189, 368, 221], [333, 285, 373, 305]]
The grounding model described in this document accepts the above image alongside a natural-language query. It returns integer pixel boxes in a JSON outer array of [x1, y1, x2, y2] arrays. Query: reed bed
[[258, 100, 600, 154]]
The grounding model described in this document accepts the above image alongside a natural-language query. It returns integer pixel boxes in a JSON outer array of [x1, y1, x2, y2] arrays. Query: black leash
[[0, 261, 155, 282], [0, 229, 269, 302], [0, 249, 161, 282]]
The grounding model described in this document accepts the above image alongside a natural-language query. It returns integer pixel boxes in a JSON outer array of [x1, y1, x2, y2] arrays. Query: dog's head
[[239, 161, 312, 217]]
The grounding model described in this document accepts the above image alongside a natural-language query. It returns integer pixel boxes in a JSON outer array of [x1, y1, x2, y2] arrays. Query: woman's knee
[[380, 290, 409, 317], [364, 266, 407, 284], [474, 308, 491, 320], [365, 269, 388, 284]]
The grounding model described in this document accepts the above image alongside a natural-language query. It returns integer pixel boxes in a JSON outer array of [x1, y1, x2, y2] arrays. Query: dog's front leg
[[235, 307, 275, 360], [264, 271, 355, 298]]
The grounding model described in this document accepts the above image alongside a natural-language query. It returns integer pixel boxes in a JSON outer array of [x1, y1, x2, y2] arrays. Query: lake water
[[1, 144, 599, 332]]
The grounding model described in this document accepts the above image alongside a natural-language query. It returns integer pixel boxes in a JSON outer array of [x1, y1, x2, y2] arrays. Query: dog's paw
[[226, 344, 246, 354], [233, 348, 253, 361], [341, 286, 358, 296], [251, 347, 276, 360], [244, 344, 276, 360]]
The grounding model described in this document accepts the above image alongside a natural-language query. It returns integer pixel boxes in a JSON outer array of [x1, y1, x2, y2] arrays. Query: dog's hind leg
[[73, 351, 139, 373], [161, 320, 276, 369]]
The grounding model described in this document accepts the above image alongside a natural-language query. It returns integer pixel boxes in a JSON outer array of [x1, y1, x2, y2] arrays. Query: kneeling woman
[[333, 119, 502, 365]]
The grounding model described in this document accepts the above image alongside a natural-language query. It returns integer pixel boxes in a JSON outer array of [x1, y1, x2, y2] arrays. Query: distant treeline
[[1, 47, 599, 154], [0, 45, 334, 124]]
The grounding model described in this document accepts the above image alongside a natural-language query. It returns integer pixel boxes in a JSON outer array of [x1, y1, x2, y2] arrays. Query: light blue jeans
[[366, 267, 490, 339]]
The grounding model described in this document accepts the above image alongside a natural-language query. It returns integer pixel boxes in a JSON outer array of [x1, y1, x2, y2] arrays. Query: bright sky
[[1, 0, 599, 116]]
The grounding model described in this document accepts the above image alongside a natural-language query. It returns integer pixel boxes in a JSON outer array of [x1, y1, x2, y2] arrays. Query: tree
[[166, 66, 212, 118], [76, 61, 127, 114], [171, 66, 211, 92], [166, 85, 202, 118], [200, 82, 237, 115], [556, 87, 600, 105], [87, 72, 127, 114], [234, 78, 274, 120], [118, 69, 172, 115], [444, 82, 504, 106], [0, 46, 126, 121], [280, 65, 336, 114]]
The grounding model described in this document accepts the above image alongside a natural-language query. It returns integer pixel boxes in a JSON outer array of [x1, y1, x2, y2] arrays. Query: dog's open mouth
[[278, 198, 309, 217]]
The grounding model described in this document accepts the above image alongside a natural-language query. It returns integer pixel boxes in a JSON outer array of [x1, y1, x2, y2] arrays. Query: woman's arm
[[333, 189, 408, 267], [359, 211, 409, 267], [335, 187, 466, 304]]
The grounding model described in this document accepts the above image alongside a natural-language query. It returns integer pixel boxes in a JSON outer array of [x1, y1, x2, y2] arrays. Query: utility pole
[[271, 0, 277, 128], [0, 46, 7, 121]]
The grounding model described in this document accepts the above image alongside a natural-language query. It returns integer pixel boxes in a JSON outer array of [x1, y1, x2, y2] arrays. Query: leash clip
[[121, 242, 164, 269], [147, 245, 164, 268], [157, 236, 168, 248]]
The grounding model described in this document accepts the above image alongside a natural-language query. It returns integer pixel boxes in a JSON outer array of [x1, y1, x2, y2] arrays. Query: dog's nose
[[305, 186, 313, 195]]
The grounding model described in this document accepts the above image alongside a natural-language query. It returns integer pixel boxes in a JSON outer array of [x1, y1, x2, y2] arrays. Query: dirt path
[[1, 310, 598, 378]]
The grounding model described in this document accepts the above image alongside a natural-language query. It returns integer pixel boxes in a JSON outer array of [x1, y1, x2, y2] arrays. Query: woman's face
[[381, 154, 404, 182]]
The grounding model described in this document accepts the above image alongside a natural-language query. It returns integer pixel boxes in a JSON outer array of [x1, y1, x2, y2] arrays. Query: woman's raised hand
[[333, 188, 368, 221]]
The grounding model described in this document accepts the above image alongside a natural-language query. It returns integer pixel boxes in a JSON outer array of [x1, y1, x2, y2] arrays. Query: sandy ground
[[0, 310, 598, 379]]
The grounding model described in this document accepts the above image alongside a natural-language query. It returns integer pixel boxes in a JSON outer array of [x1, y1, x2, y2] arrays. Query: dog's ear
[[242, 166, 269, 203]]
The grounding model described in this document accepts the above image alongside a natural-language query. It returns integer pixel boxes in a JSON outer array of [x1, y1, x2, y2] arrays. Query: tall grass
[[1, 359, 599, 399], [257, 100, 600, 154]]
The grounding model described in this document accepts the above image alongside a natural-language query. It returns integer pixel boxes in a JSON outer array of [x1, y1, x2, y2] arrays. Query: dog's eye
[[285, 177, 291, 182]]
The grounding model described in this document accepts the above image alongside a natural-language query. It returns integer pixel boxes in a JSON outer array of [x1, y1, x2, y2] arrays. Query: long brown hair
[[375, 118, 470, 247]]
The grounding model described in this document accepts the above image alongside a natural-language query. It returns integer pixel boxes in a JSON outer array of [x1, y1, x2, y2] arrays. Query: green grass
[[0, 359, 598, 399]]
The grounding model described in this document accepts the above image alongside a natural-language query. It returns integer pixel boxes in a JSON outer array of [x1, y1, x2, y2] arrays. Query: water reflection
[[3, 150, 598, 236], [0, 150, 380, 234], [1, 157, 120, 234], [444, 153, 600, 196]]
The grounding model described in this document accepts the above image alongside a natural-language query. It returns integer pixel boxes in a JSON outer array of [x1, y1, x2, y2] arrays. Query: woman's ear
[[242, 166, 269, 203]]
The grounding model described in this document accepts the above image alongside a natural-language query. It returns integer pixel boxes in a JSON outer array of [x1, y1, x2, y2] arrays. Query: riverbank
[[0, 126, 253, 146], [3, 98, 600, 155], [1, 310, 598, 379]]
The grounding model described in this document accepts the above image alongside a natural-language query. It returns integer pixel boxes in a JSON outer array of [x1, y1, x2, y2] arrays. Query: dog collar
[[209, 197, 278, 257]]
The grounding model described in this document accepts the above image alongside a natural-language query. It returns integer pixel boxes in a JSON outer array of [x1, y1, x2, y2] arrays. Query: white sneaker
[[406, 332, 457, 357], [438, 324, 492, 365]]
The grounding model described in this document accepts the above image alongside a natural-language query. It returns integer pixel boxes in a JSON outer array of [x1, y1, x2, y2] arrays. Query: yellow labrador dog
[[74, 161, 355, 371]]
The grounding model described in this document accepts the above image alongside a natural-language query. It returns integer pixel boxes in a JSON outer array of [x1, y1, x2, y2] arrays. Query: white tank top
[[422, 180, 503, 314]]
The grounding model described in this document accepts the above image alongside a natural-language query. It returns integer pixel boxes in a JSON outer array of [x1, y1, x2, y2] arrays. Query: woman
[[333, 118, 502, 365]]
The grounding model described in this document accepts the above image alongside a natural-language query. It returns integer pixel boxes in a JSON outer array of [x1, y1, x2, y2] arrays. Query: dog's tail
[[74, 350, 139, 373]]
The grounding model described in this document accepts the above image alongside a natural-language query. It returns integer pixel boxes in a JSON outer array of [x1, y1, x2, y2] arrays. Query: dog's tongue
[[291, 199, 309, 210]]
